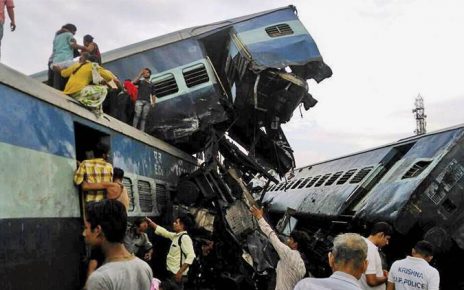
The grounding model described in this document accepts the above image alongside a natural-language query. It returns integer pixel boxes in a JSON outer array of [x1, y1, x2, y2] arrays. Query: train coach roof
[[295, 123, 464, 172], [31, 5, 297, 81], [0, 62, 197, 164]]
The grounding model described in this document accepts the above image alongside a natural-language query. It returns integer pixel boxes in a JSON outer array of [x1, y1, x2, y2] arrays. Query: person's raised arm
[[145, 217, 158, 230], [132, 69, 144, 83], [250, 205, 293, 260]]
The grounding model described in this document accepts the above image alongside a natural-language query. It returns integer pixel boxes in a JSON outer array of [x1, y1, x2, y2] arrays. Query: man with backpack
[[146, 214, 196, 289]]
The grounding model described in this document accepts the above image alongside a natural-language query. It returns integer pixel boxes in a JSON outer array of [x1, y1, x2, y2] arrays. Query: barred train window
[[402, 161, 432, 179], [337, 169, 357, 185], [152, 73, 178, 98], [325, 171, 343, 186], [265, 23, 294, 37], [138, 180, 153, 212], [155, 183, 168, 214], [315, 173, 331, 187], [122, 177, 135, 212], [183, 63, 209, 88], [306, 175, 320, 188], [350, 167, 373, 184]]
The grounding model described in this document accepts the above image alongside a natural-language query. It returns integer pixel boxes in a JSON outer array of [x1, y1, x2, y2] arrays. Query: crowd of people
[[73, 141, 440, 290], [46, 23, 156, 126]]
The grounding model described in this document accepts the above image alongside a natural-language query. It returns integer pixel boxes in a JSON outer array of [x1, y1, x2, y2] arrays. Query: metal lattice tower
[[412, 94, 427, 135]]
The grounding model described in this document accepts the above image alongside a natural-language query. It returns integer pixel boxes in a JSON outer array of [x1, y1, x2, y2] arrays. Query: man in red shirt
[[0, 0, 16, 60]]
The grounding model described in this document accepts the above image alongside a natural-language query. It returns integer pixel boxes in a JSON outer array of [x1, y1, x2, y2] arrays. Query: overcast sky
[[2, 0, 464, 167]]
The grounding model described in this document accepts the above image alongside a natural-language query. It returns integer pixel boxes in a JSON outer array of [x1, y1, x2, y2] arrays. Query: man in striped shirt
[[251, 205, 307, 290], [74, 142, 113, 203]]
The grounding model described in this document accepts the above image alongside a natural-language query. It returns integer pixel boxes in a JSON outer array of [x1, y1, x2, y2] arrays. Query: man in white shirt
[[295, 233, 368, 290], [360, 222, 393, 290], [251, 205, 307, 290], [387, 240, 439, 290]]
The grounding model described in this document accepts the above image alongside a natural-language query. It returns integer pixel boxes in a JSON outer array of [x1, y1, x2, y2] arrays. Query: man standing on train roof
[[250, 205, 307, 290], [132, 68, 157, 132], [145, 214, 196, 290], [387, 240, 439, 290], [295, 233, 368, 290], [83, 199, 153, 290], [0, 0, 15, 60], [360, 222, 393, 290], [74, 141, 113, 203]]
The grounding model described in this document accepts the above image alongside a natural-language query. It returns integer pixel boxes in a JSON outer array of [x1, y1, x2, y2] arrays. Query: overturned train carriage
[[100, 5, 331, 175], [262, 125, 464, 289]]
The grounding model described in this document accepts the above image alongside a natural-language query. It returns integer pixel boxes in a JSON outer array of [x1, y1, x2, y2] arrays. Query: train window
[[122, 177, 135, 212], [402, 161, 432, 179], [337, 169, 357, 185], [152, 73, 179, 98], [298, 177, 312, 189], [155, 183, 168, 215], [315, 173, 331, 187], [275, 183, 283, 191], [350, 167, 373, 184], [441, 198, 457, 214], [306, 175, 320, 188], [138, 180, 153, 212], [291, 178, 304, 189], [265, 23, 294, 37], [183, 63, 210, 88], [426, 184, 446, 205], [268, 184, 276, 191], [285, 181, 296, 190], [325, 171, 343, 186]]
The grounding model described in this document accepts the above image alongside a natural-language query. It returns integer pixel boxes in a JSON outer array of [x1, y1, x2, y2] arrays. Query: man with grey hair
[[294, 233, 368, 290]]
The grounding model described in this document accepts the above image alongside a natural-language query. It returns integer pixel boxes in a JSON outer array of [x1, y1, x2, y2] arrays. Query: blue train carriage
[[263, 125, 464, 288], [98, 5, 331, 175], [0, 63, 197, 289], [102, 37, 225, 155], [222, 5, 332, 173]]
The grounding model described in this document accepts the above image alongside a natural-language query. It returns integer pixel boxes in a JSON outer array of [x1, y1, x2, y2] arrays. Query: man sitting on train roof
[[74, 141, 113, 203], [295, 233, 368, 290]]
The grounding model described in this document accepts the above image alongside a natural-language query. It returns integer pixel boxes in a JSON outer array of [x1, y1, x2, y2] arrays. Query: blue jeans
[[132, 100, 151, 131]]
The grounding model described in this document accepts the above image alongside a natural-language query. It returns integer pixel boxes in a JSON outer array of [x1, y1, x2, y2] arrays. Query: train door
[[74, 122, 111, 163], [73, 121, 112, 288]]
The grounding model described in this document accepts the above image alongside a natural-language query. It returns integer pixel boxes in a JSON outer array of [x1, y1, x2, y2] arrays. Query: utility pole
[[412, 94, 427, 135]]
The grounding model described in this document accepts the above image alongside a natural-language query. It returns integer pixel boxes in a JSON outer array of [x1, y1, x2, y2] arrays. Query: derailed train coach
[[100, 5, 331, 176], [4, 5, 332, 289], [262, 125, 464, 289]]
